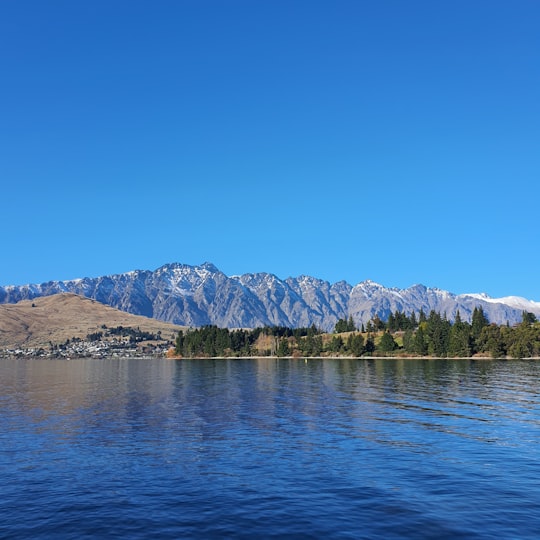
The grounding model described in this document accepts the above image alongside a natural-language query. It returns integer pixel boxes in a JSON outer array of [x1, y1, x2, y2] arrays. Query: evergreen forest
[[174, 308, 540, 359]]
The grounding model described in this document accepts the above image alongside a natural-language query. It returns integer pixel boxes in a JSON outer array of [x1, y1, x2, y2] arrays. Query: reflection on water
[[1, 357, 540, 539]]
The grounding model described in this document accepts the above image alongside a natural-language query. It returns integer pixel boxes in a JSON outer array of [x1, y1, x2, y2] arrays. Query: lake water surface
[[1, 357, 540, 539]]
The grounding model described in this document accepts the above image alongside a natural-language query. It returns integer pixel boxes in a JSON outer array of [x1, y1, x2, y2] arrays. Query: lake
[[1, 357, 540, 539]]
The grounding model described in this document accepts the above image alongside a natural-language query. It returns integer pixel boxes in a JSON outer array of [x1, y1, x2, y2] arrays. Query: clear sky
[[1, 1, 539, 299]]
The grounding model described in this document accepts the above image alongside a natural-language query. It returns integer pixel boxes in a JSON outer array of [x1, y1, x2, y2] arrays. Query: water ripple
[[1, 358, 540, 538]]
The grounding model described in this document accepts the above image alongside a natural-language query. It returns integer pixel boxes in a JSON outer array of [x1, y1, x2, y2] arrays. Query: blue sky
[[1, 1, 539, 299]]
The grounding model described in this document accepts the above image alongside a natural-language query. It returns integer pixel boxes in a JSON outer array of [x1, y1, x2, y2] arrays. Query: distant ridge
[[1, 262, 539, 331]]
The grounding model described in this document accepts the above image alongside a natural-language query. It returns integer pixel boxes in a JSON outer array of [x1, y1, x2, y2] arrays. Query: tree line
[[87, 325, 165, 343], [174, 325, 325, 358], [173, 308, 540, 359]]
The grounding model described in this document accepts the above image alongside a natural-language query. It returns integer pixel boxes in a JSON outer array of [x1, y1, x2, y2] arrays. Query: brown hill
[[0, 293, 186, 348]]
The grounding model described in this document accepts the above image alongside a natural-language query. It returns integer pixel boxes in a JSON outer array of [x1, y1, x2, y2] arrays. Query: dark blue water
[[1, 358, 540, 539]]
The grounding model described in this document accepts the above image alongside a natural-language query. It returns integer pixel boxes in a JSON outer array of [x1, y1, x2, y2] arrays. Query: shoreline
[[165, 354, 540, 361], [3, 350, 540, 361]]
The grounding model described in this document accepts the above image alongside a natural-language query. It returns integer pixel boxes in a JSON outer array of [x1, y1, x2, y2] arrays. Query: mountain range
[[1, 262, 539, 331]]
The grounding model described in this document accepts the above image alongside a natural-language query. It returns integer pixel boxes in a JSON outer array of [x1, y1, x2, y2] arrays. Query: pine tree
[[334, 319, 348, 333], [403, 329, 415, 352], [414, 326, 428, 355], [471, 306, 489, 353], [522, 311, 537, 325], [448, 311, 471, 357], [471, 307, 489, 338], [364, 336, 376, 355], [349, 333, 365, 356], [372, 315, 386, 331], [379, 332, 397, 352], [387, 312, 396, 332], [478, 325, 505, 358], [277, 338, 290, 357], [328, 335, 344, 354]]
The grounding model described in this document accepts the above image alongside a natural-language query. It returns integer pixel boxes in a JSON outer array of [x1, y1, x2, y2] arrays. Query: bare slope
[[0, 293, 185, 348]]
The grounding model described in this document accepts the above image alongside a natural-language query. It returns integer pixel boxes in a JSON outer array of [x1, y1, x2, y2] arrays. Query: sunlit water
[[1, 357, 540, 539]]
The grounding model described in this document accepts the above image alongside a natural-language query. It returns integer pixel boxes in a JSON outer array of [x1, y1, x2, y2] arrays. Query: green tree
[[328, 335, 344, 354], [347, 333, 365, 356], [372, 315, 386, 331], [364, 336, 376, 355], [448, 311, 471, 357], [471, 306, 489, 338], [312, 335, 323, 356], [277, 337, 290, 357], [471, 306, 489, 354], [425, 311, 450, 357], [506, 322, 540, 358], [477, 325, 505, 358], [522, 311, 537, 325], [414, 326, 428, 355], [387, 312, 397, 332], [215, 328, 231, 355], [334, 319, 348, 333], [378, 332, 397, 352], [402, 329, 415, 352]]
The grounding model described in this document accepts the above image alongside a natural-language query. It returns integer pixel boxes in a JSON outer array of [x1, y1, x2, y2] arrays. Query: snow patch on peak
[[353, 279, 386, 293], [408, 284, 428, 293], [200, 262, 220, 273], [463, 293, 540, 312], [356, 279, 384, 289], [235, 272, 280, 291], [465, 292, 491, 301], [294, 275, 326, 288]]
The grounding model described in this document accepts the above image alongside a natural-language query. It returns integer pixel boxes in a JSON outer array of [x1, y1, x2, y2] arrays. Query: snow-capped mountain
[[0, 262, 538, 330]]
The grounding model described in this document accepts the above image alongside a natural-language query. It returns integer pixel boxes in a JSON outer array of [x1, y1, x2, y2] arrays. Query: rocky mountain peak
[[0, 262, 538, 330]]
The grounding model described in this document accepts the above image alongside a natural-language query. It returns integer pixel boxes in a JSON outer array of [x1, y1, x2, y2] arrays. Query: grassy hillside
[[0, 293, 186, 348]]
